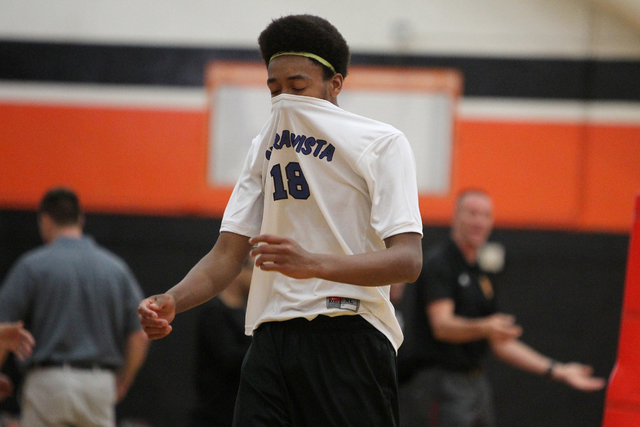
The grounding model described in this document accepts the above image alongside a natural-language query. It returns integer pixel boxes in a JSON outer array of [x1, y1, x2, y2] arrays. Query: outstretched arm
[[490, 338, 606, 391], [250, 231, 422, 286], [138, 232, 253, 340], [427, 299, 523, 344]]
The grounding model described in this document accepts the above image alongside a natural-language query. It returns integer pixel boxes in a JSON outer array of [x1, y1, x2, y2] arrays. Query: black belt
[[31, 361, 118, 372]]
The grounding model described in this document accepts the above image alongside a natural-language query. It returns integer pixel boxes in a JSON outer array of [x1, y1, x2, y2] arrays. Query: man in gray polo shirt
[[0, 187, 149, 427]]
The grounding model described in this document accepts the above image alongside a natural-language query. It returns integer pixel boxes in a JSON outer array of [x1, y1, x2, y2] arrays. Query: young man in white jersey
[[138, 14, 423, 426]]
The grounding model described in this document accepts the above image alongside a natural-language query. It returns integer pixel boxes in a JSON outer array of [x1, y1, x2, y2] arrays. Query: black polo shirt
[[398, 238, 498, 380]]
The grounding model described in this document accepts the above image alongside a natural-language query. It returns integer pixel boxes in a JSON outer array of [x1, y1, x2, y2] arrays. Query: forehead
[[459, 193, 492, 211], [267, 55, 324, 80]]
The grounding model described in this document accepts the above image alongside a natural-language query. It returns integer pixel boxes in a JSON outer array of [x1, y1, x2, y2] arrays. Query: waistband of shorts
[[28, 360, 118, 372], [268, 315, 374, 332]]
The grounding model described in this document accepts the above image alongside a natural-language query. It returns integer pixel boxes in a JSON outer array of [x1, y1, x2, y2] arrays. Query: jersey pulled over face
[[267, 55, 342, 105], [220, 93, 423, 350]]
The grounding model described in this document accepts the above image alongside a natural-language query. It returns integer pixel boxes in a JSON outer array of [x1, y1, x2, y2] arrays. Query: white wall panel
[[1, 0, 639, 58]]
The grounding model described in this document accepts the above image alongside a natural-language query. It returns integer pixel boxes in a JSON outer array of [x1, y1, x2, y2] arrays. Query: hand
[[0, 321, 35, 361], [250, 234, 320, 279], [137, 294, 176, 340], [552, 362, 606, 391], [0, 374, 13, 401], [484, 313, 523, 342]]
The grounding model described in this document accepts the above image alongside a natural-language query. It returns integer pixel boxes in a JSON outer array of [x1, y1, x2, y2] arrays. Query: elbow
[[385, 232, 423, 284], [405, 253, 422, 283]]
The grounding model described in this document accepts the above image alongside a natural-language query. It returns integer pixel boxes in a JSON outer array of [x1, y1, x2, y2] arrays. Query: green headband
[[269, 52, 336, 74]]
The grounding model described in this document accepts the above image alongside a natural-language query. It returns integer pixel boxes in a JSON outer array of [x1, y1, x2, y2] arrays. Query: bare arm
[[138, 232, 253, 339], [490, 338, 605, 391], [115, 329, 149, 402], [0, 321, 35, 361], [491, 338, 557, 375], [427, 299, 522, 343], [168, 232, 253, 312], [250, 232, 422, 286]]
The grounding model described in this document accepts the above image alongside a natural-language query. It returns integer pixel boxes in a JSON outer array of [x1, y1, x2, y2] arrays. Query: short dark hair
[[258, 14, 351, 79], [38, 187, 82, 226]]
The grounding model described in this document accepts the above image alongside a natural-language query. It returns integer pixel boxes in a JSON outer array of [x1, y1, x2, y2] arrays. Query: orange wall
[[452, 120, 640, 231], [1, 101, 639, 233]]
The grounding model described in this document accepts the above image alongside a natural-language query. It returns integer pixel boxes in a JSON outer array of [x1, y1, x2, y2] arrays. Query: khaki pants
[[21, 366, 117, 427]]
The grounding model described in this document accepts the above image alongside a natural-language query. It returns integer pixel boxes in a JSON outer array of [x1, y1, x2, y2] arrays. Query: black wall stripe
[[1, 40, 639, 101], [0, 40, 260, 87]]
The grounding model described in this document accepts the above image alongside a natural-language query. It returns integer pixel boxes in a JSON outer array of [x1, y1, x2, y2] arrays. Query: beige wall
[[0, 0, 639, 58]]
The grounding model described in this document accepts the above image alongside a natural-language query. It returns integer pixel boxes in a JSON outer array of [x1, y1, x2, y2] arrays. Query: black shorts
[[233, 315, 399, 427]]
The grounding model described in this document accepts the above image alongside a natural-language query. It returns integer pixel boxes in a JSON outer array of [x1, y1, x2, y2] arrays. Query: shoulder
[[0, 246, 52, 290], [346, 111, 406, 145], [85, 238, 136, 276], [10, 245, 51, 272], [293, 94, 405, 140], [91, 242, 124, 264], [18, 244, 48, 262], [355, 130, 412, 173]]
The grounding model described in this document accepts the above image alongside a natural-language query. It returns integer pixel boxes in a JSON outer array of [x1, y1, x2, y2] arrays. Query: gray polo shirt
[[0, 236, 144, 368]]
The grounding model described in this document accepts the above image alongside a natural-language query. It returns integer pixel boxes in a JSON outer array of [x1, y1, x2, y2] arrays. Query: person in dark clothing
[[397, 189, 605, 427], [189, 259, 252, 427]]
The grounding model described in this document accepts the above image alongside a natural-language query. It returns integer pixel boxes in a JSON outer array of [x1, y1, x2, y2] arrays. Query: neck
[[51, 226, 83, 241], [452, 233, 479, 264]]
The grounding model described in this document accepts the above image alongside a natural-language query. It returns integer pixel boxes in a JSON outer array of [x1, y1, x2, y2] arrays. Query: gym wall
[[1, 1, 639, 426]]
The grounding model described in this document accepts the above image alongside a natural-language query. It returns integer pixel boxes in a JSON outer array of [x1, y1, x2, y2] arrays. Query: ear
[[38, 214, 53, 243], [329, 73, 343, 97]]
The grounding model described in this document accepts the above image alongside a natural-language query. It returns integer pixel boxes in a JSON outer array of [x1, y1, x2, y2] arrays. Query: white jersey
[[220, 93, 423, 350]]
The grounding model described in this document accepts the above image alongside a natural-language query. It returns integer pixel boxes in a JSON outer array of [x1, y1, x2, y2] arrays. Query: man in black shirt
[[398, 189, 605, 427], [189, 259, 252, 427]]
